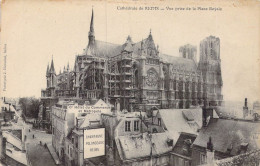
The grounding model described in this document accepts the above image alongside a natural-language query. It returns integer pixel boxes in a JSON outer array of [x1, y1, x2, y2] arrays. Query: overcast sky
[[1, 0, 259, 103]]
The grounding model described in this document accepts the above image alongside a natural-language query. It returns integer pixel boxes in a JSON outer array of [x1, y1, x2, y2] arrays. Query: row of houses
[[51, 98, 260, 166], [0, 98, 27, 166]]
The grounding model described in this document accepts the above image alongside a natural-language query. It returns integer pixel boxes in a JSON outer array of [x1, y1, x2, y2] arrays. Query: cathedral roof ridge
[[95, 39, 121, 46]]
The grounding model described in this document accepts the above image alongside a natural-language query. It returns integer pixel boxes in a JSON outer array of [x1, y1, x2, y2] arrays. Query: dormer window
[[134, 120, 139, 131], [158, 118, 161, 126], [125, 121, 131, 132]]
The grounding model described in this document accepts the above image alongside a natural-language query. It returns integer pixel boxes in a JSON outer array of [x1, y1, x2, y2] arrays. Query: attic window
[[134, 120, 139, 131], [167, 138, 173, 146], [158, 118, 161, 126], [125, 121, 131, 132], [240, 142, 249, 151]]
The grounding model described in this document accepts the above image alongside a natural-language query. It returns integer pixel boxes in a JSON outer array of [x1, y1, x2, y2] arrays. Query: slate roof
[[81, 31, 200, 74], [172, 132, 197, 158], [193, 119, 260, 156], [158, 108, 202, 144], [115, 132, 173, 160], [83, 38, 198, 72], [161, 54, 197, 71], [94, 40, 121, 57]]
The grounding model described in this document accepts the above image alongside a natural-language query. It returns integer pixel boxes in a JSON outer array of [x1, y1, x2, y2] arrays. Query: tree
[[30, 98, 40, 119], [19, 97, 41, 119], [19, 97, 30, 117]]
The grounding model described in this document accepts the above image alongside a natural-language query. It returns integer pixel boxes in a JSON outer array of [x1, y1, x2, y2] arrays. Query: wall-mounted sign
[[67, 99, 111, 116], [84, 128, 105, 159]]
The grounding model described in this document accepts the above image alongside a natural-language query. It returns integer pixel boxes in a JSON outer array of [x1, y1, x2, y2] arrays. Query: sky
[[1, 0, 259, 103]]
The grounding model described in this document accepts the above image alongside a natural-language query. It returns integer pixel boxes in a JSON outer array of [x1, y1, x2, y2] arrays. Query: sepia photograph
[[0, 0, 260, 165]]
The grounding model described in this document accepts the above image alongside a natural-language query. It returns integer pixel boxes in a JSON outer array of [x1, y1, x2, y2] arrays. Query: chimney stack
[[202, 103, 214, 127], [243, 98, 249, 118], [206, 137, 215, 164], [114, 99, 120, 115]]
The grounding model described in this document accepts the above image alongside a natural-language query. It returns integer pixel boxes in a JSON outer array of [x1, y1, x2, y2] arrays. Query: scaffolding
[[108, 51, 135, 110]]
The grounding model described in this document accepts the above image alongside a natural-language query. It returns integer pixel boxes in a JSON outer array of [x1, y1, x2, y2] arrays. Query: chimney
[[243, 98, 249, 118], [202, 102, 214, 127], [206, 137, 215, 164], [114, 99, 120, 115]]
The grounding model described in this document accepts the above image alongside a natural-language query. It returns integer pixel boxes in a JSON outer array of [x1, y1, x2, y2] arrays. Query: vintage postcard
[[0, 0, 260, 166]]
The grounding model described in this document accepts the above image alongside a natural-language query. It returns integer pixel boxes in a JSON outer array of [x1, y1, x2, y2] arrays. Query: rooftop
[[115, 132, 173, 161], [193, 119, 260, 156], [172, 132, 197, 158], [158, 108, 202, 143]]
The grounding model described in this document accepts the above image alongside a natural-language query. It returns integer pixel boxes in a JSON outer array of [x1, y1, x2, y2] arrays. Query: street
[[23, 120, 57, 166], [14, 107, 57, 166]]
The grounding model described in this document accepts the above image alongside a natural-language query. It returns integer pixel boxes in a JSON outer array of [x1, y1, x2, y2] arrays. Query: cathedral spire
[[88, 8, 95, 45], [74, 56, 79, 73], [86, 8, 96, 56], [126, 35, 132, 43], [90, 8, 94, 34], [46, 63, 49, 76], [49, 56, 56, 74], [148, 28, 153, 41], [67, 62, 70, 71]]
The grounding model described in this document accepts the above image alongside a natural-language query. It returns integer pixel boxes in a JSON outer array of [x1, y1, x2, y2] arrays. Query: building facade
[[41, 9, 223, 113], [101, 110, 173, 166], [51, 99, 111, 164]]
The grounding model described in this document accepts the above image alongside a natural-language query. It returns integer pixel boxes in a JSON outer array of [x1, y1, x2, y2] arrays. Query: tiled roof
[[193, 119, 260, 156], [115, 132, 172, 160], [159, 108, 202, 143]]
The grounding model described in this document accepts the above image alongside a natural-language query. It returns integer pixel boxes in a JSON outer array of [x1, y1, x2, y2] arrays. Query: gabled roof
[[158, 108, 202, 143], [161, 54, 197, 71], [78, 115, 102, 129], [115, 132, 172, 160], [92, 40, 121, 57], [193, 119, 260, 156], [172, 132, 197, 158], [82, 35, 197, 72]]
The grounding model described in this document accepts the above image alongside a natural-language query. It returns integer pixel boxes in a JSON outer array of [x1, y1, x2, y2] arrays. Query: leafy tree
[[19, 97, 41, 119], [19, 97, 30, 116], [30, 98, 40, 118]]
